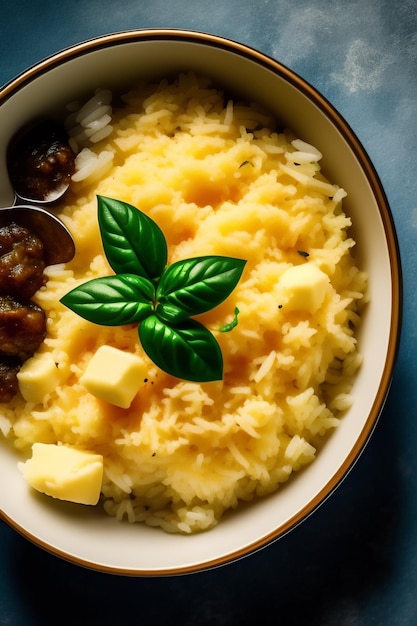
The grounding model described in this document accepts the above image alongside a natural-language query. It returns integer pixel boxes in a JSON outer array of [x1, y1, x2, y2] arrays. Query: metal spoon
[[0, 201, 75, 266], [3, 122, 76, 265]]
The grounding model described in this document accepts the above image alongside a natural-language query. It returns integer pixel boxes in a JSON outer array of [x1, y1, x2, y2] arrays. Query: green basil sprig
[[219, 307, 240, 333], [60, 196, 246, 382]]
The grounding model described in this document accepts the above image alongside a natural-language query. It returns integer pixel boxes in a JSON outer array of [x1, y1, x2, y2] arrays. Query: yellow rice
[[1, 73, 367, 533]]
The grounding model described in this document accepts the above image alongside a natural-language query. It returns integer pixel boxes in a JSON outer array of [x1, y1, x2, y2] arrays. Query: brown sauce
[[0, 224, 48, 402], [8, 121, 75, 202]]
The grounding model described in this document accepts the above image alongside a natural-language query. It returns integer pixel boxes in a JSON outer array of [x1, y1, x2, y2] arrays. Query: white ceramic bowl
[[0, 29, 401, 575]]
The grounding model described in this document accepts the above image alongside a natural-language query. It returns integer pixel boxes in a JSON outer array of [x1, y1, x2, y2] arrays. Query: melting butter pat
[[17, 352, 60, 404], [279, 264, 329, 313], [80, 345, 147, 408], [19, 443, 103, 505]]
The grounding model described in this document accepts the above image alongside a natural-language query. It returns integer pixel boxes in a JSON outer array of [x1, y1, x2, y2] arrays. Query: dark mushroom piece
[[0, 295, 46, 362], [0, 356, 21, 404], [0, 222, 47, 300]]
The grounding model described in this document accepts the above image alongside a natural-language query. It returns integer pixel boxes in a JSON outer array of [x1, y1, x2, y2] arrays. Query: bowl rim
[[0, 28, 403, 575]]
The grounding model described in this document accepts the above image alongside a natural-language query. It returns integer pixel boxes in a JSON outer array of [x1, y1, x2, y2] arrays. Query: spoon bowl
[[1, 118, 76, 264], [0, 204, 75, 265], [14, 183, 70, 205]]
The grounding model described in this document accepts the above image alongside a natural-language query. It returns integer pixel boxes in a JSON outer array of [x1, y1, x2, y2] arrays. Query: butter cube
[[19, 443, 103, 505], [279, 264, 329, 313], [80, 345, 147, 408], [17, 352, 60, 404]]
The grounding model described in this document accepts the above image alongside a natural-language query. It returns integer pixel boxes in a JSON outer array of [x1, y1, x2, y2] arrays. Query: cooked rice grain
[[2, 73, 367, 533]]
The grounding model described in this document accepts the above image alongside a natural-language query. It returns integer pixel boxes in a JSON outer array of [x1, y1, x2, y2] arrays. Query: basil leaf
[[155, 302, 190, 325], [156, 256, 246, 316], [139, 315, 223, 382], [60, 274, 155, 325], [59, 196, 248, 382], [97, 196, 168, 279]]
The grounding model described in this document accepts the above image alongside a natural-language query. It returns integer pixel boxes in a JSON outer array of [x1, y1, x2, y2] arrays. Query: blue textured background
[[0, 1, 415, 624]]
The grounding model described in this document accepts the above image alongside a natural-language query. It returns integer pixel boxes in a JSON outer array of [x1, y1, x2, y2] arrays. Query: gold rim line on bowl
[[0, 29, 402, 576]]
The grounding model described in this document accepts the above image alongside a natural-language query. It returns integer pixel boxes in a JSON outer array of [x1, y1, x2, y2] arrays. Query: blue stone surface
[[0, 1, 415, 623]]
